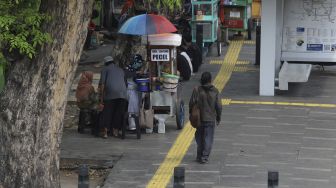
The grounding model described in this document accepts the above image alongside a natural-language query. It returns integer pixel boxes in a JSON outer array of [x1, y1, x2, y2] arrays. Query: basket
[[162, 73, 179, 93], [135, 78, 150, 92]]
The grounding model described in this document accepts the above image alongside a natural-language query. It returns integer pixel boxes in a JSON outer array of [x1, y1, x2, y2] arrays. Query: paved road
[[61, 39, 336, 188]]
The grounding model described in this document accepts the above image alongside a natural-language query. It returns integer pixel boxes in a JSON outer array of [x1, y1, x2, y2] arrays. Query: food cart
[[219, 0, 253, 38], [139, 33, 185, 133], [191, 0, 222, 56]]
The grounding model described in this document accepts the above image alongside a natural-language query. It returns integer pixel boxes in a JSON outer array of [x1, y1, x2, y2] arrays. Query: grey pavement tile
[[248, 106, 282, 112], [303, 128, 336, 139], [221, 105, 252, 113], [301, 137, 336, 148], [269, 132, 303, 144], [218, 176, 259, 188], [272, 123, 306, 134], [231, 134, 270, 146], [298, 147, 335, 160], [260, 162, 295, 177], [185, 183, 214, 188], [225, 144, 266, 156], [245, 109, 280, 118], [294, 159, 334, 172], [287, 177, 331, 188], [260, 152, 298, 164], [221, 166, 260, 177], [212, 186, 254, 188], [265, 142, 301, 155], [185, 172, 220, 184], [235, 126, 272, 136], [244, 116, 278, 123], [275, 116, 308, 125], [102, 181, 145, 188], [222, 155, 260, 169]]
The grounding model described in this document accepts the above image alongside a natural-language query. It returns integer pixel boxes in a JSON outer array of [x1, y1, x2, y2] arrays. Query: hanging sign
[[151, 49, 170, 61]]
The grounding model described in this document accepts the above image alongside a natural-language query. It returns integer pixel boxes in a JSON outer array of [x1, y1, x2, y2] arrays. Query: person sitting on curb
[[75, 71, 98, 133]]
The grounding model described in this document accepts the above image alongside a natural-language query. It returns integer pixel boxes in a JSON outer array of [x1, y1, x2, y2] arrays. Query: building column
[[259, 0, 278, 96]]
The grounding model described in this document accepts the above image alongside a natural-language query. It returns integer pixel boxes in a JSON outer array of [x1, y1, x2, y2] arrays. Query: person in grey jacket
[[189, 72, 222, 164], [100, 56, 128, 138]]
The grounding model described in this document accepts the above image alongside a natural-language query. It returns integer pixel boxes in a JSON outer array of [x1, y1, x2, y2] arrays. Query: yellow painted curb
[[222, 99, 336, 108]]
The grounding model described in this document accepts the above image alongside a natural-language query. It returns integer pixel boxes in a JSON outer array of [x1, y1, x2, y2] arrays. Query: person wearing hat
[[99, 56, 128, 138]]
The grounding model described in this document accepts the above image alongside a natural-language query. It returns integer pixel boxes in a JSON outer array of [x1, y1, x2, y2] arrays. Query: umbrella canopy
[[118, 14, 177, 35]]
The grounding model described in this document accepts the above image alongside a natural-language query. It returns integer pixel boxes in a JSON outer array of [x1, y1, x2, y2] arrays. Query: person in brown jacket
[[76, 71, 98, 133], [189, 72, 222, 164]]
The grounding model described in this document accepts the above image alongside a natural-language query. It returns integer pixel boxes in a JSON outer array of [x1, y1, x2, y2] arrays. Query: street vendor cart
[[219, 0, 253, 38], [139, 33, 185, 133], [191, 0, 222, 56]]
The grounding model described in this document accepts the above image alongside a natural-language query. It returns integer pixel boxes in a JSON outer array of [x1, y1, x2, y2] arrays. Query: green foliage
[[0, 53, 5, 92], [0, 0, 51, 60], [145, 0, 182, 12], [160, 0, 182, 11]]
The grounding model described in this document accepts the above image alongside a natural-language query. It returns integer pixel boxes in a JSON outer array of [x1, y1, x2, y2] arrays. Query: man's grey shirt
[[100, 64, 127, 100]]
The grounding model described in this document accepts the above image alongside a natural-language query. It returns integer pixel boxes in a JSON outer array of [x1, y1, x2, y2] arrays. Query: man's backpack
[[190, 87, 200, 128]]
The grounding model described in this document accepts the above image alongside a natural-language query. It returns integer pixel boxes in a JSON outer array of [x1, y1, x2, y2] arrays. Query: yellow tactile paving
[[236, 60, 250, 65], [233, 66, 249, 72], [147, 122, 194, 188], [213, 40, 244, 92], [244, 40, 256, 45], [233, 65, 258, 72], [221, 99, 336, 108], [147, 40, 243, 188]]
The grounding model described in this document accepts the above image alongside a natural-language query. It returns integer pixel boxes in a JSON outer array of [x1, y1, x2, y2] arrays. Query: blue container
[[135, 78, 150, 92]]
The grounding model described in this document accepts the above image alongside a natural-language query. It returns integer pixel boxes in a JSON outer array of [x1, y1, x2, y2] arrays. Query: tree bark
[[0, 0, 94, 187]]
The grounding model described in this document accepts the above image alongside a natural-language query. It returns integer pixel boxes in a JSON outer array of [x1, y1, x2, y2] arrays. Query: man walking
[[189, 72, 222, 163]]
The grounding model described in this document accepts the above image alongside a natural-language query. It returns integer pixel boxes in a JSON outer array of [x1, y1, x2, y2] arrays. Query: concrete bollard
[[247, 18, 253, 40], [173, 166, 185, 188], [255, 25, 261, 65], [78, 164, 89, 188], [268, 171, 279, 188]]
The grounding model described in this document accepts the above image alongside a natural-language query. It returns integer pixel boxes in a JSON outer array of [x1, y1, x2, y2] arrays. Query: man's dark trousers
[[102, 98, 128, 133], [195, 121, 215, 162]]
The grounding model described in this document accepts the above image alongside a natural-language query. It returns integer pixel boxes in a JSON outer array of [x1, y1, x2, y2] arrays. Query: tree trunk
[[0, 0, 94, 187]]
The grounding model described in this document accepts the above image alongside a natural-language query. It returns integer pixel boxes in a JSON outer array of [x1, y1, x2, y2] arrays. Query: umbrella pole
[[147, 35, 152, 92], [146, 13, 152, 92]]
